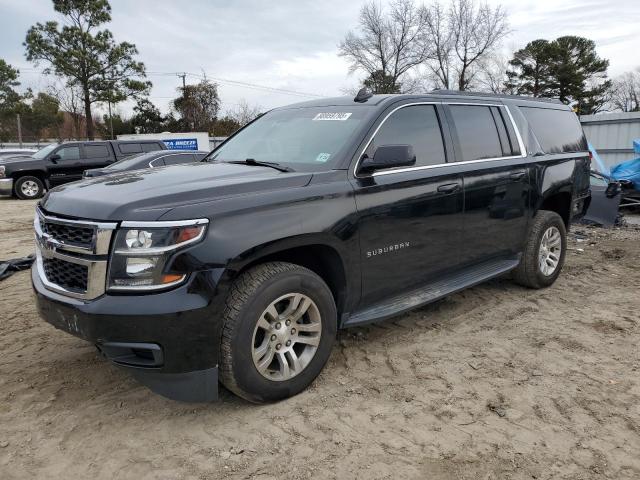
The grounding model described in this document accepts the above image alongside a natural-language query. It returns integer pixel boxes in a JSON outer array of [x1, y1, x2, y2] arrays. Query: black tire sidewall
[[227, 269, 336, 402], [15, 176, 44, 200], [532, 213, 567, 287]]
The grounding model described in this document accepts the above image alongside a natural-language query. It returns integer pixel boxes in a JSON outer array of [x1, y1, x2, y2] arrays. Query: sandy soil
[[0, 196, 639, 480]]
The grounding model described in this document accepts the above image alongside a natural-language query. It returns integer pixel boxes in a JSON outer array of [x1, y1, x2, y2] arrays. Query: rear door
[[351, 102, 465, 306], [444, 103, 530, 265], [81, 143, 113, 169]]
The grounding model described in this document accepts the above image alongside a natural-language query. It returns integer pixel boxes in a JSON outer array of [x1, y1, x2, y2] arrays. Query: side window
[[118, 143, 142, 154], [367, 104, 446, 167], [149, 158, 165, 167], [84, 144, 110, 159], [55, 146, 80, 161], [163, 154, 193, 165], [142, 143, 162, 152], [520, 107, 587, 154], [449, 105, 504, 161]]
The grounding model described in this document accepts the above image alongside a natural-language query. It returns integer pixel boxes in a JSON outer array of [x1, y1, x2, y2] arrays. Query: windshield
[[104, 152, 154, 171], [31, 144, 57, 159], [208, 106, 372, 172]]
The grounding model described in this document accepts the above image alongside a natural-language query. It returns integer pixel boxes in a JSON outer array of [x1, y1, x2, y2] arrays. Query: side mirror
[[49, 154, 61, 163], [359, 145, 416, 173]]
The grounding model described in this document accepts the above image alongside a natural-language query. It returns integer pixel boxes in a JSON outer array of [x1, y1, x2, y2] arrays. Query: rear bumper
[[32, 265, 228, 402], [0, 178, 13, 196]]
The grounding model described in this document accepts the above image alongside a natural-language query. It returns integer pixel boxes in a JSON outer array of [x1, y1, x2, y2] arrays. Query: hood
[[0, 155, 37, 164], [82, 168, 110, 178], [41, 162, 313, 221]]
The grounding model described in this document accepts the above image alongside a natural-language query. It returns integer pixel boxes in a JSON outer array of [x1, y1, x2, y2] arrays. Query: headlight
[[108, 219, 208, 291], [0, 166, 5, 178]]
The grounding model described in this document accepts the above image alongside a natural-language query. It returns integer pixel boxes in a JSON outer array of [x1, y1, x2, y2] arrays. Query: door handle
[[509, 171, 526, 180], [437, 183, 461, 194]]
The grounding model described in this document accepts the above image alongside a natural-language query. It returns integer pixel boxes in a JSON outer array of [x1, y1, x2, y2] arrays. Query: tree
[[609, 70, 640, 112], [363, 70, 402, 94], [505, 39, 554, 96], [172, 79, 220, 132], [131, 98, 167, 133], [505, 36, 610, 114], [47, 80, 85, 138], [0, 59, 21, 108], [449, 0, 510, 90], [227, 99, 262, 127], [339, 0, 430, 94], [24, 92, 64, 139], [24, 0, 151, 139], [212, 116, 242, 137]]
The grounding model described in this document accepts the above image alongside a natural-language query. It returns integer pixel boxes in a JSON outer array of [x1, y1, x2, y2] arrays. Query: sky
[[1, 0, 639, 117]]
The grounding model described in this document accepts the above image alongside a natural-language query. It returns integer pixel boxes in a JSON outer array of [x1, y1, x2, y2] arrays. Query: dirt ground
[[0, 197, 639, 480]]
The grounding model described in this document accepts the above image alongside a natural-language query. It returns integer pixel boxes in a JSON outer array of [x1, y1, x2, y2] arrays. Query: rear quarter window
[[142, 143, 163, 152], [520, 107, 587, 154]]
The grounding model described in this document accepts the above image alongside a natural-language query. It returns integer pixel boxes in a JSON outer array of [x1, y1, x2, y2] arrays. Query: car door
[[350, 102, 465, 306], [444, 103, 530, 266], [47, 144, 82, 186], [81, 143, 113, 169]]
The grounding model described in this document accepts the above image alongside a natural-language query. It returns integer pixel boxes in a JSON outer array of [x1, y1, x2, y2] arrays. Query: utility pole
[[178, 73, 187, 92], [16, 114, 22, 148]]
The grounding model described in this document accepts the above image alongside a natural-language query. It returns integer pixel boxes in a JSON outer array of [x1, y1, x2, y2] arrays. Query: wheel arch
[[230, 236, 351, 319], [538, 191, 572, 227]]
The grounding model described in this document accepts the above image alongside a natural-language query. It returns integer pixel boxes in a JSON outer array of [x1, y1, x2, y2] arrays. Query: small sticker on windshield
[[316, 153, 331, 162], [313, 112, 352, 121]]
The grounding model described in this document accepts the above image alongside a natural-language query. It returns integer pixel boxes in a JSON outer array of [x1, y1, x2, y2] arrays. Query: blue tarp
[[610, 140, 640, 190]]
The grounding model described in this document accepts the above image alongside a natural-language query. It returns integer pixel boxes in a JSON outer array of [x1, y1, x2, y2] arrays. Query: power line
[[19, 68, 328, 99]]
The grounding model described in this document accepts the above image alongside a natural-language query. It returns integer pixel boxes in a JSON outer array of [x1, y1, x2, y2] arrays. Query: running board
[[343, 258, 520, 327]]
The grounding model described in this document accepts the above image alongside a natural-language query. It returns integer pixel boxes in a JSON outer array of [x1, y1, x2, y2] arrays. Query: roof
[[280, 91, 565, 110]]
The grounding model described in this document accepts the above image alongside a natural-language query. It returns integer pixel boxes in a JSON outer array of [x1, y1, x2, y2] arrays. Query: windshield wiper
[[227, 158, 295, 172]]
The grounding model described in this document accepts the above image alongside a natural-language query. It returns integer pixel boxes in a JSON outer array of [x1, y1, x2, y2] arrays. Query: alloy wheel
[[538, 226, 562, 276], [251, 293, 322, 381]]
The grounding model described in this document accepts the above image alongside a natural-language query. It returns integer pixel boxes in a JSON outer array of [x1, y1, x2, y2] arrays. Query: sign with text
[[163, 138, 198, 150]]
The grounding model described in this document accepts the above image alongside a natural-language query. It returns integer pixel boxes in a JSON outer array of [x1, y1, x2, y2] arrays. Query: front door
[[47, 144, 83, 186], [351, 103, 464, 306]]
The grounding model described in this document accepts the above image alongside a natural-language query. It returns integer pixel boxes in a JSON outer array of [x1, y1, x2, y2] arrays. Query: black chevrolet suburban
[[0, 139, 166, 199], [32, 91, 591, 403]]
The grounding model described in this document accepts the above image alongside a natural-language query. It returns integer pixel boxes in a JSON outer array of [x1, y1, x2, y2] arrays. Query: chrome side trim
[[352, 101, 528, 179], [120, 218, 209, 228]]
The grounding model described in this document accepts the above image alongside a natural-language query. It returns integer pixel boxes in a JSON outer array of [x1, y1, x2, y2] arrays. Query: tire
[[513, 210, 567, 289], [14, 176, 45, 200], [220, 262, 337, 403]]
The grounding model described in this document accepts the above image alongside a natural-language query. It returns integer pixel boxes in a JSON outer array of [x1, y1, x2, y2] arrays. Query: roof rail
[[431, 89, 563, 104]]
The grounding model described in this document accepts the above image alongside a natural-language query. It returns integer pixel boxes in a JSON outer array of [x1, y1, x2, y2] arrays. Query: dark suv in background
[[32, 91, 590, 403], [0, 139, 166, 199]]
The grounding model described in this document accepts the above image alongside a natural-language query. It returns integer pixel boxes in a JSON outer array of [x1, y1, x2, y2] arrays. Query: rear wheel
[[14, 176, 45, 200], [513, 210, 567, 289], [220, 262, 336, 403]]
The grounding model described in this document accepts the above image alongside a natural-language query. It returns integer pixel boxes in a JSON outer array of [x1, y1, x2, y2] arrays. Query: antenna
[[354, 87, 373, 103]]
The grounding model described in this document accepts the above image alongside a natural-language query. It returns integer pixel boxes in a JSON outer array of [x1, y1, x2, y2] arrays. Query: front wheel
[[220, 262, 336, 403], [14, 176, 45, 200], [513, 210, 567, 289]]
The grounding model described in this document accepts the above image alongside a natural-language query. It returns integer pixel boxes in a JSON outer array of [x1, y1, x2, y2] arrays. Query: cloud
[[2, 0, 639, 116]]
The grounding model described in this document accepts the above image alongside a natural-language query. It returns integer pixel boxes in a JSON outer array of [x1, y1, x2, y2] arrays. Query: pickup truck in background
[[0, 140, 167, 199]]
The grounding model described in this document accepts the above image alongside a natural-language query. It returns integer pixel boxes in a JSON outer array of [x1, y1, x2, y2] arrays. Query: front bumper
[[32, 265, 228, 402], [0, 178, 14, 196]]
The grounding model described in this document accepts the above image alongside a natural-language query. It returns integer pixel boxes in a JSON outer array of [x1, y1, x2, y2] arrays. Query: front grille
[[41, 221, 94, 247], [42, 257, 89, 292]]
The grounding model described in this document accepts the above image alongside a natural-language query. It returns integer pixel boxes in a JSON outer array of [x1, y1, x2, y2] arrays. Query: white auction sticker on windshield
[[313, 112, 352, 121]]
